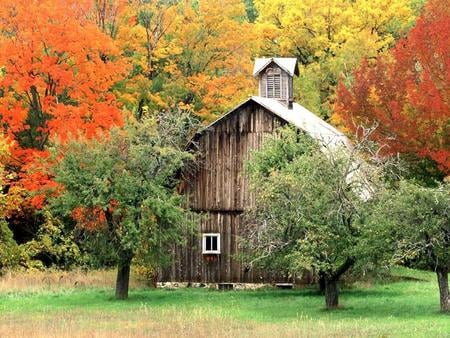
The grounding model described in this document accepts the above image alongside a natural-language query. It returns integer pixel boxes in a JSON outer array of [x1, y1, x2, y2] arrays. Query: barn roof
[[198, 96, 371, 199], [252, 96, 351, 148], [202, 96, 351, 150], [253, 58, 299, 77]]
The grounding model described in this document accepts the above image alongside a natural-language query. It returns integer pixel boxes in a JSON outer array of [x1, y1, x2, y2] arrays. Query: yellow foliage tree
[[0, 136, 25, 219], [113, 0, 181, 116], [112, 0, 256, 122], [174, 0, 256, 121], [254, 0, 419, 118]]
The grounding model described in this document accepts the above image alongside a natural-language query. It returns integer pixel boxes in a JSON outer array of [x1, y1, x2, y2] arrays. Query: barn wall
[[163, 102, 291, 283], [162, 102, 290, 283], [162, 211, 289, 283], [185, 102, 285, 212]]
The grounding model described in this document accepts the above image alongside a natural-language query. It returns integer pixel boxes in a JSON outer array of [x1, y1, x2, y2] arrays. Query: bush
[[0, 220, 20, 273], [20, 211, 83, 270]]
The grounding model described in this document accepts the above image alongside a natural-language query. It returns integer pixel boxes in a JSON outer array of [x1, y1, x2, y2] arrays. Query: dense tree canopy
[[254, 0, 420, 118], [364, 181, 450, 312], [0, 0, 127, 207], [51, 114, 196, 299], [0, 0, 425, 215], [244, 127, 380, 309], [114, 0, 256, 121], [335, 0, 449, 176]]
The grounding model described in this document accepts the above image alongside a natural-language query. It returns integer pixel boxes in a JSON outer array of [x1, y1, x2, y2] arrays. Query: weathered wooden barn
[[162, 58, 350, 284]]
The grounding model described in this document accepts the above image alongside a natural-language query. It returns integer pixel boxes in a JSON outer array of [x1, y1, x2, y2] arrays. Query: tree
[[90, 0, 128, 38], [364, 180, 450, 312], [114, 0, 256, 122], [335, 0, 449, 176], [113, 0, 182, 117], [0, 220, 20, 273], [0, 135, 25, 220], [51, 113, 195, 299], [0, 135, 21, 273], [254, 0, 419, 118], [175, 0, 256, 121], [244, 127, 378, 309], [0, 0, 127, 207]]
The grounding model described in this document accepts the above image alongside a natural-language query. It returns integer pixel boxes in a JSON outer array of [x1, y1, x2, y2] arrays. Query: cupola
[[253, 57, 299, 108]]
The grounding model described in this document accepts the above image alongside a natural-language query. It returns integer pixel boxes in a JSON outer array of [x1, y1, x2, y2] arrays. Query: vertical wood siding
[[185, 102, 285, 211], [163, 102, 289, 283], [162, 211, 290, 283]]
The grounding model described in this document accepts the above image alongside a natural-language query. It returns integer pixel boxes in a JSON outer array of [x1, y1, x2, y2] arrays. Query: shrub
[[20, 211, 83, 269], [0, 220, 20, 273]]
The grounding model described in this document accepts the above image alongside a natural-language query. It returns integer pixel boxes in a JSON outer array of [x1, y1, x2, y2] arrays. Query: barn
[[162, 57, 350, 284]]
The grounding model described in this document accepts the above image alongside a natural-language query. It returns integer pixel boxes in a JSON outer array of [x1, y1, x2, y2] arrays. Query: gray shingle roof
[[253, 58, 299, 77]]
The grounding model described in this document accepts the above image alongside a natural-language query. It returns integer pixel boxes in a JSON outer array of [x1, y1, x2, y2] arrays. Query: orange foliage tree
[[0, 0, 127, 206], [335, 0, 449, 176]]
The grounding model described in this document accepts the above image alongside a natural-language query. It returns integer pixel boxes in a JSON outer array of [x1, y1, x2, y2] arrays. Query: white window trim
[[202, 233, 221, 254]]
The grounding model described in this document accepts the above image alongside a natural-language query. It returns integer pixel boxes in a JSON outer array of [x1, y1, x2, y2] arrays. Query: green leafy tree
[[244, 127, 378, 309], [364, 181, 450, 312], [51, 113, 196, 299]]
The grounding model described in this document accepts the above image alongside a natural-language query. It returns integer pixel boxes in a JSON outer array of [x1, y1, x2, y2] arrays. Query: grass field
[[0, 268, 448, 337]]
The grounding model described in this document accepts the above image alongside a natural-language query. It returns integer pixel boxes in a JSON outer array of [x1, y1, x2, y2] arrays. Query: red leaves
[[335, 0, 450, 174], [72, 206, 107, 231]]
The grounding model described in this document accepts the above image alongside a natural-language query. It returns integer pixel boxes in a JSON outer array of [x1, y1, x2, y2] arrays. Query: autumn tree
[[113, 0, 256, 122], [0, 134, 21, 273], [0, 136, 25, 220], [174, 0, 256, 121], [51, 113, 196, 299], [254, 0, 419, 118], [0, 0, 127, 208], [335, 0, 449, 176], [113, 0, 182, 117]]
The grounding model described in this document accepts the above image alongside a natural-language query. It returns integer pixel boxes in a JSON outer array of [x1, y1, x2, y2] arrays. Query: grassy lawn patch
[[0, 268, 448, 337]]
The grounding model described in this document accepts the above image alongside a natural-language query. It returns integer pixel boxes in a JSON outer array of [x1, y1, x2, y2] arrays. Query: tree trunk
[[115, 253, 133, 300], [437, 268, 449, 312], [324, 278, 339, 309], [318, 272, 326, 294]]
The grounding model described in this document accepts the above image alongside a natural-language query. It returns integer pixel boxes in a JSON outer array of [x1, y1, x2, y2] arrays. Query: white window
[[267, 73, 281, 98], [202, 233, 220, 254]]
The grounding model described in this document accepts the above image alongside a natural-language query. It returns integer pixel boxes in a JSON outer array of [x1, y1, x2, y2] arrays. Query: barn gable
[[253, 57, 299, 77], [186, 99, 287, 212], [195, 95, 351, 151]]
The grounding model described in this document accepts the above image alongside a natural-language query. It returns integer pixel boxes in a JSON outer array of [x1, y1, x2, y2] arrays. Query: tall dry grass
[[0, 307, 376, 338], [0, 269, 148, 293]]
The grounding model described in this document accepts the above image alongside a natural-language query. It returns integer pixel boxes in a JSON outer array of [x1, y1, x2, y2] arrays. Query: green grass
[[0, 268, 449, 337]]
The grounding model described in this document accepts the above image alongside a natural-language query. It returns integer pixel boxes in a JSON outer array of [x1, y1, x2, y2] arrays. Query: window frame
[[202, 233, 221, 254]]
